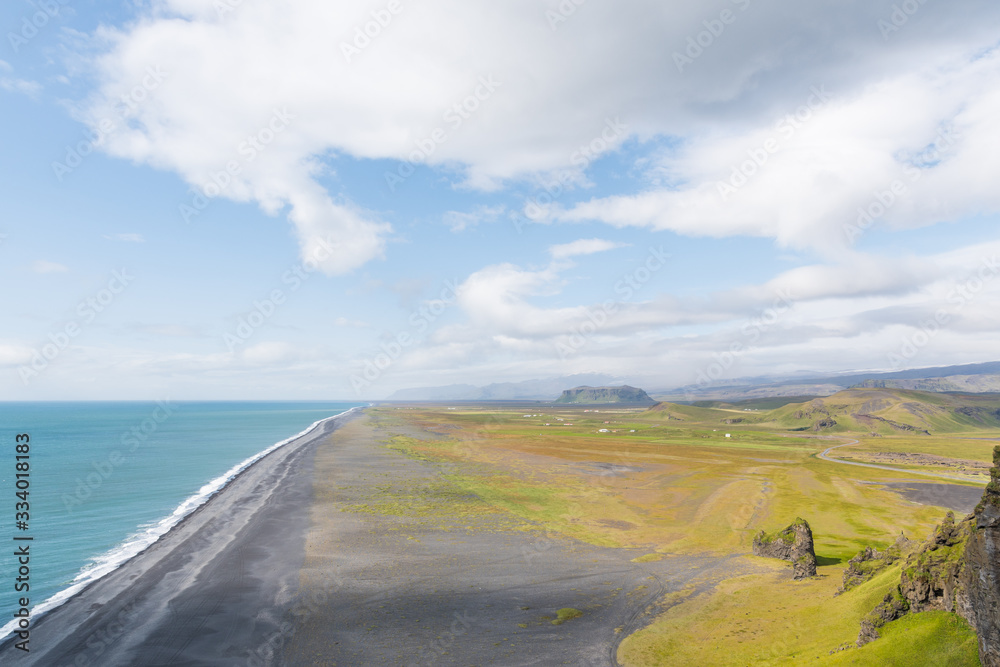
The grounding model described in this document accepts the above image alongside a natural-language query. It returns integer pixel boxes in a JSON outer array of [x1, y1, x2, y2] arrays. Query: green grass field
[[374, 388, 994, 665]]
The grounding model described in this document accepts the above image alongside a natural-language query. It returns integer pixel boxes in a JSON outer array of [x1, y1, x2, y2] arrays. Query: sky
[[2, 0, 1000, 400]]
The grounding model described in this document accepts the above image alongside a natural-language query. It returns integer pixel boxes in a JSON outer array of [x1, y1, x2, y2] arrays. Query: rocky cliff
[[752, 517, 817, 579], [857, 445, 1000, 666], [963, 447, 1000, 666]]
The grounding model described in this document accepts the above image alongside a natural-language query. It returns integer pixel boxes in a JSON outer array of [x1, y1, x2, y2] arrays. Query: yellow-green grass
[[842, 434, 998, 462], [821, 435, 995, 482], [375, 408, 955, 559], [618, 558, 979, 666], [372, 405, 992, 664], [551, 608, 584, 625]]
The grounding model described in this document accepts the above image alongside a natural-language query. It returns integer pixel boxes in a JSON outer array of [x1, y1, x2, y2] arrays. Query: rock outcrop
[[857, 513, 971, 646], [856, 445, 1000, 666], [553, 385, 656, 405], [840, 533, 911, 593], [752, 517, 817, 579]]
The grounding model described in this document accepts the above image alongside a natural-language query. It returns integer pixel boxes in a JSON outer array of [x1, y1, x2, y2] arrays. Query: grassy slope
[[762, 388, 1000, 434], [618, 561, 979, 666]]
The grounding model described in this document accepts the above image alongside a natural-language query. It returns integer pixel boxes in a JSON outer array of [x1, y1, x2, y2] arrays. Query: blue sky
[[2, 0, 1000, 400]]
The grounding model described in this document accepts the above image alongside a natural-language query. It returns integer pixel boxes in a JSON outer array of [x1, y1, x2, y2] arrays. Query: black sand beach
[[0, 410, 359, 666], [284, 413, 743, 667]]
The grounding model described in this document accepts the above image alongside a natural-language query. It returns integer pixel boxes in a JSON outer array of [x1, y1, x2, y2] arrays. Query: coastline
[[0, 406, 362, 665]]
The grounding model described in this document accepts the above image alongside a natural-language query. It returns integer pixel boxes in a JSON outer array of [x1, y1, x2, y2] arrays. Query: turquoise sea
[[0, 401, 364, 641]]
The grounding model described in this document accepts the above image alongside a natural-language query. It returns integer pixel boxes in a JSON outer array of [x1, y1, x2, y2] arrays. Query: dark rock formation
[[813, 418, 837, 431], [553, 385, 656, 405], [856, 513, 971, 647], [857, 413, 931, 435], [856, 445, 1000, 666], [752, 517, 817, 579], [840, 534, 911, 593], [962, 448, 1000, 666], [858, 588, 909, 647]]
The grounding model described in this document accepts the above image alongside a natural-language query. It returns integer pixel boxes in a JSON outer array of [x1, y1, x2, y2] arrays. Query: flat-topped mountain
[[553, 385, 656, 405]]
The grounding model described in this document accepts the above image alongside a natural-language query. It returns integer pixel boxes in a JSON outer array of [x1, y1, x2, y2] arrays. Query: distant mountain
[[662, 361, 1000, 402], [852, 375, 1000, 393], [387, 374, 619, 401], [385, 384, 481, 401], [387, 361, 1000, 403], [553, 385, 656, 405]]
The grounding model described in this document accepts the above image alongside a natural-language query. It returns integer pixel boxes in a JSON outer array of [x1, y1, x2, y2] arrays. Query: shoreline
[[0, 406, 362, 664]]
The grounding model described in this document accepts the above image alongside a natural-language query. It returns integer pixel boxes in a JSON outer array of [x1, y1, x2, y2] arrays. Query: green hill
[[640, 401, 745, 422], [762, 388, 1000, 435]]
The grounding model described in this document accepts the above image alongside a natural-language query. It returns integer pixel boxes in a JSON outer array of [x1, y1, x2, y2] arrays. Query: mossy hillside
[[827, 611, 980, 666], [761, 388, 1000, 435], [618, 559, 978, 666]]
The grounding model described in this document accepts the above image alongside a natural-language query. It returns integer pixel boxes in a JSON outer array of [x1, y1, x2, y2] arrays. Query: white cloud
[[444, 205, 505, 232], [31, 260, 69, 274], [0, 77, 41, 97], [243, 341, 296, 364], [549, 238, 627, 260], [0, 60, 40, 96], [557, 48, 1000, 253], [0, 344, 34, 367], [77, 0, 1000, 270]]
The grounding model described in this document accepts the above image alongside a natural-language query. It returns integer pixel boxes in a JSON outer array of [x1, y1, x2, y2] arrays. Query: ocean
[[0, 401, 364, 641]]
